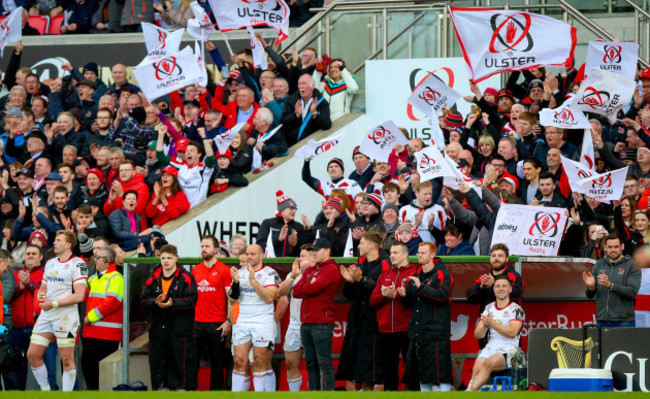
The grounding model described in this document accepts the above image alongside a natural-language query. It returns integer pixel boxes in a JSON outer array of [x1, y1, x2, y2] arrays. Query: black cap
[[0, 196, 9, 203], [16, 168, 33, 178], [308, 237, 331, 250], [457, 159, 470, 168], [28, 131, 48, 146]]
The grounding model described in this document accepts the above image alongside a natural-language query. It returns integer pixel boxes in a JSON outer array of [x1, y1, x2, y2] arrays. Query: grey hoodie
[[586, 255, 641, 322]]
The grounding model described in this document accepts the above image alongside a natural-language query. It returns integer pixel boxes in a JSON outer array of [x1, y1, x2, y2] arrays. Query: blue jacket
[[108, 208, 144, 242], [437, 240, 476, 256]]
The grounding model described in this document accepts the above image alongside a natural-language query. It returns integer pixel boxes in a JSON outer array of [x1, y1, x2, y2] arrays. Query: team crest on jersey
[[618, 267, 625, 275]]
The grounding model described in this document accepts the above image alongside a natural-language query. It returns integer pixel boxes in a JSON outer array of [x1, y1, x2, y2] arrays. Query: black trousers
[[376, 331, 410, 391], [81, 337, 120, 390], [195, 322, 230, 390], [149, 331, 198, 390]]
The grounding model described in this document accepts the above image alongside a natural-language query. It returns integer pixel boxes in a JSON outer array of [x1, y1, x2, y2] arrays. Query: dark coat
[[281, 89, 331, 147]]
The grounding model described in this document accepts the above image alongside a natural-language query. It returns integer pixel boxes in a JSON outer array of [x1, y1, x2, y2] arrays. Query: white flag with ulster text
[[210, 0, 290, 43], [414, 147, 455, 182], [133, 46, 203, 102], [407, 74, 461, 121], [539, 106, 591, 130], [141, 23, 184, 64], [561, 155, 596, 196], [576, 167, 628, 203], [247, 27, 268, 70], [490, 203, 567, 256], [568, 68, 636, 123], [360, 121, 409, 163], [449, 7, 576, 83], [0, 7, 23, 57], [187, 1, 216, 40], [585, 40, 638, 80], [580, 128, 596, 171], [294, 129, 347, 159]]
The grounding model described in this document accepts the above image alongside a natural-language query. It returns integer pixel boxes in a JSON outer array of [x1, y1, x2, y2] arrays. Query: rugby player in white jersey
[[228, 244, 280, 392], [26, 230, 88, 391], [467, 274, 525, 391]]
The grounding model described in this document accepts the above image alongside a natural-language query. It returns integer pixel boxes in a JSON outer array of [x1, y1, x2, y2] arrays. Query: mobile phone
[[221, 66, 229, 79]]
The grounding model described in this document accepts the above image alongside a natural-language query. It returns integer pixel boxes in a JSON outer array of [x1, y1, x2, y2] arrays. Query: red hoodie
[[103, 173, 150, 217], [292, 258, 340, 324], [369, 263, 417, 333], [145, 190, 191, 226], [11, 265, 44, 328]]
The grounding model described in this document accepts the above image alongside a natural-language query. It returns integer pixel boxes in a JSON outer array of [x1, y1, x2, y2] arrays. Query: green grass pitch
[[1, 392, 645, 397]]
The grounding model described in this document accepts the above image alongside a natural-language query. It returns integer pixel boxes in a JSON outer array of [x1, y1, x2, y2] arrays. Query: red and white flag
[[294, 129, 347, 159], [539, 104, 591, 130], [561, 155, 595, 194], [429, 120, 446, 151], [414, 146, 455, 182], [133, 46, 203, 102], [585, 40, 638, 80], [141, 23, 184, 64], [215, 122, 247, 154], [247, 27, 268, 70], [210, 0, 290, 44], [567, 68, 636, 123], [580, 128, 596, 171], [449, 7, 576, 83], [577, 167, 628, 203], [187, 1, 216, 40], [443, 156, 482, 198], [0, 7, 22, 57], [360, 121, 409, 163], [407, 74, 461, 121]]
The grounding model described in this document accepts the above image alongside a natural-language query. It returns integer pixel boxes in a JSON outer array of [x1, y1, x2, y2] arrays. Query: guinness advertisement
[[529, 328, 650, 392]]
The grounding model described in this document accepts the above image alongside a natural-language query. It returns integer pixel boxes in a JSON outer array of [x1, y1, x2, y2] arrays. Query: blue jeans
[[597, 321, 635, 328], [300, 323, 335, 391]]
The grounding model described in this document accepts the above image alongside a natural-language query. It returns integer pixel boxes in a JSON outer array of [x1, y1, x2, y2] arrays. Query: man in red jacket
[[7, 245, 44, 390], [370, 241, 417, 391], [292, 238, 340, 391], [103, 159, 150, 217]]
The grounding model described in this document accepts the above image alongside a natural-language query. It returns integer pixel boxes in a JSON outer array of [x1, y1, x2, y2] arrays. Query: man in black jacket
[[466, 243, 524, 348], [281, 74, 331, 147], [141, 244, 198, 391], [256, 191, 306, 257], [398, 241, 453, 392]]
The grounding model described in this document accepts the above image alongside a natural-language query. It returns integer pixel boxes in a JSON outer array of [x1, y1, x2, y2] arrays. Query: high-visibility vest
[[83, 264, 124, 341]]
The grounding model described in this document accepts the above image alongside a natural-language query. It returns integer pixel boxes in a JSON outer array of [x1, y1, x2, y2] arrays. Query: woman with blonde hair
[[475, 135, 496, 174]]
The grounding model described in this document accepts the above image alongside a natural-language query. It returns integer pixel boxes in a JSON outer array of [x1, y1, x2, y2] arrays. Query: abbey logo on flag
[[360, 121, 409, 163], [407, 74, 461, 121], [576, 167, 628, 202], [0, 7, 22, 57], [449, 7, 576, 83], [580, 128, 595, 170], [491, 203, 567, 256], [215, 122, 247, 154], [294, 129, 347, 159], [585, 40, 638, 80], [141, 23, 184, 64], [210, 0, 290, 43], [247, 27, 268, 70], [133, 46, 202, 102], [414, 146, 454, 182], [187, 1, 216, 40], [539, 105, 591, 130], [568, 68, 636, 122]]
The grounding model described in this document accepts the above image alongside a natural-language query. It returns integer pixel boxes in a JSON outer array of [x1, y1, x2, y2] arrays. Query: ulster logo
[[578, 87, 610, 110], [314, 139, 339, 155], [529, 212, 561, 237], [554, 108, 574, 123], [489, 13, 534, 53], [154, 57, 182, 81], [602, 45, 622, 64], [418, 87, 442, 106], [419, 155, 437, 166], [368, 126, 389, 145], [407, 68, 455, 121], [591, 174, 612, 189], [155, 31, 168, 50]]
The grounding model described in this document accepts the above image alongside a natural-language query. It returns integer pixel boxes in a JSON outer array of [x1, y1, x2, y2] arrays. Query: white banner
[[215, 122, 246, 154], [132, 46, 203, 102], [407, 74, 461, 121], [187, 1, 216, 40], [210, 0, 290, 43], [580, 128, 596, 170], [568, 68, 636, 123], [360, 121, 409, 163], [443, 156, 482, 198], [585, 40, 638, 80], [539, 106, 591, 129], [0, 7, 22, 57], [366, 58, 500, 142], [141, 23, 184, 64], [294, 129, 347, 159], [414, 147, 455, 182], [247, 27, 268, 70], [491, 203, 568, 256], [576, 167, 628, 203], [449, 7, 576, 83], [258, 124, 283, 143]]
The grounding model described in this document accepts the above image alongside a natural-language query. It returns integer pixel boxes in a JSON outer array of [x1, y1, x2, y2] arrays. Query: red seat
[[48, 15, 64, 34], [28, 16, 49, 35]]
